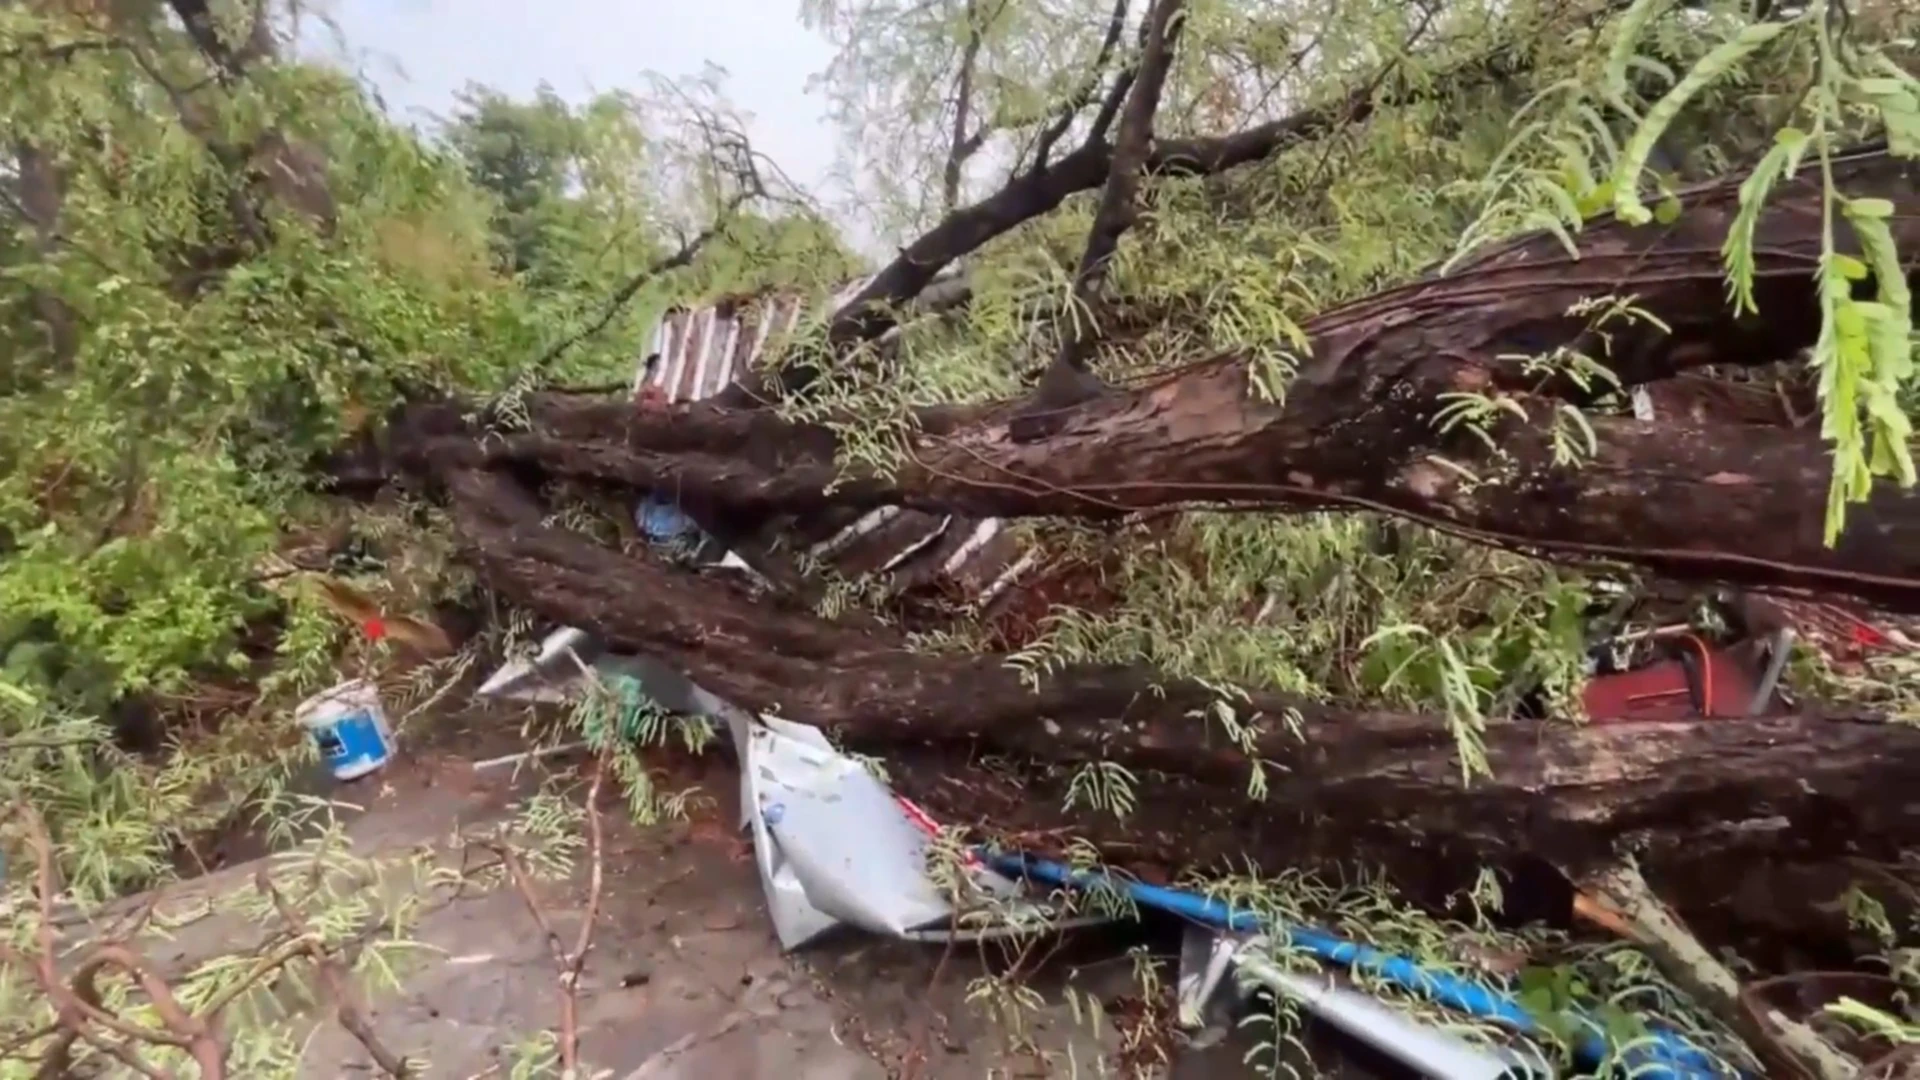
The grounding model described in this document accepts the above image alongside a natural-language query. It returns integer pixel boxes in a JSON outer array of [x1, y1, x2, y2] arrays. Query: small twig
[[903, 926, 962, 1080], [0, 733, 106, 752], [626, 1009, 751, 1078], [255, 869, 413, 1077], [471, 741, 589, 773], [526, 202, 748, 378], [486, 760, 608, 1078], [488, 844, 565, 959], [1855, 1041, 1920, 1079], [559, 761, 611, 1076], [0, 1021, 59, 1061]]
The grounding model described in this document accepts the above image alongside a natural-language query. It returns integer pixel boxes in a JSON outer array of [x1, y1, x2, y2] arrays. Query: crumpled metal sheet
[[477, 630, 1089, 951], [1175, 926, 1552, 1080], [725, 710, 1077, 949]]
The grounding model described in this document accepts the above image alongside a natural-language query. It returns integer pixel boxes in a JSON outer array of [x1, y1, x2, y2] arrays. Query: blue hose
[[985, 851, 1740, 1080]]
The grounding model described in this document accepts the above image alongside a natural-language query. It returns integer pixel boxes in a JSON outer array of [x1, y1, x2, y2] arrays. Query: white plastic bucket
[[295, 679, 394, 781]]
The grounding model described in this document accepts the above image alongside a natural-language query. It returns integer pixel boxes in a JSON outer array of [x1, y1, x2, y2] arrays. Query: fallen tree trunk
[[394, 148, 1920, 610], [415, 366, 1920, 607], [444, 468, 1920, 872], [375, 145, 1920, 882]]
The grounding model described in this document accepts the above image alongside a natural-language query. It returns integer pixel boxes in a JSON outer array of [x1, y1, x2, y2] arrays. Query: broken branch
[[255, 869, 412, 1078], [1028, 0, 1186, 413], [1585, 861, 1856, 1080], [484, 761, 608, 1077]]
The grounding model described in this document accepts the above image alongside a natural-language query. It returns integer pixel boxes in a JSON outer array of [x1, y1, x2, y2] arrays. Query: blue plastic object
[[308, 705, 392, 781], [636, 495, 700, 544], [985, 852, 1741, 1080]]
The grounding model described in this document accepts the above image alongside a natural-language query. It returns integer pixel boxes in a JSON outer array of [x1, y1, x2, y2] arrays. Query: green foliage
[[0, 4, 529, 711], [1, 8, 856, 724], [1463, 0, 1920, 542], [1, 806, 441, 1079], [1006, 514, 1591, 741], [444, 83, 596, 278], [563, 671, 713, 826], [0, 6, 863, 960], [0, 683, 298, 901]]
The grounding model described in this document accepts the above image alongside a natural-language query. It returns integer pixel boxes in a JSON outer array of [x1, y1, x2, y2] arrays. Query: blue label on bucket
[[309, 708, 390, 779]]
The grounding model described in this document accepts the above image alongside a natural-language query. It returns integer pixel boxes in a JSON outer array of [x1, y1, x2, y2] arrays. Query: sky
[[316, 0, 843, 197]]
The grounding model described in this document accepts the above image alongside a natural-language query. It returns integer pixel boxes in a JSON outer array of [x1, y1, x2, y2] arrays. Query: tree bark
[[441, 467, 1920, 874], [397, 146, 1920, 610]]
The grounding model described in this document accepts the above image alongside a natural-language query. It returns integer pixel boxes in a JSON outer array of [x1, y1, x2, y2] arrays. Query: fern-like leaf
[[1605, 0, 1670, 110], [1614, 20, 1790, 225], [1721, 127, 1807, 314]]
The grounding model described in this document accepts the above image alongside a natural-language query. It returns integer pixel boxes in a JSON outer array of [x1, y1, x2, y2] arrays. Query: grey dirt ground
[[127, 705, 1396, 1079]]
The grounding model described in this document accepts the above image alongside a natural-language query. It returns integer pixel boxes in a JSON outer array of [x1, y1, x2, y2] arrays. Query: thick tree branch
[[816, 5, 1565, 360], [395, 147, 1920, 611], [1027, 0, 1185, 417], [439, 468, 1920, 873], [1028, 0, 1133, 171], [941, 0, 1004, 213], [112, 2, 336, 249], [11, 141, 78, 365], [164, 0, 273, 84]]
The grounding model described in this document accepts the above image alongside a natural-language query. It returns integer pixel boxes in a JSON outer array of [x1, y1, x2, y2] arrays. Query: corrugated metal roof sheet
[[636, 282, 1036, 609]]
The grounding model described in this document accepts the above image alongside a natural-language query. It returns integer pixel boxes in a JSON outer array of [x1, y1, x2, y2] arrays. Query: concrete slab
[[87, 708, 1398, 1080]]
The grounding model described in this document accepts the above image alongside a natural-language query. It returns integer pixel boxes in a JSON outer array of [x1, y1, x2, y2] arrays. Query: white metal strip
[[700, 314, 740, 400], [755, 296, 803, 376], [808, 507, 900, 560], [942, 519, 1002, 576], [978, 549, 1040, 607], [691, 310, 727, 401], [653, 315, 682, 392], [682, 309, 716, 402], [661, 311, 694, 401], [879, 515, 953, 573], [734, 299, 775, 388]]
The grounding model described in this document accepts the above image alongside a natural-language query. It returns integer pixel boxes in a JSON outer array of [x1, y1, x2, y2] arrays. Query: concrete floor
[[119, 706, 1399, 1079]]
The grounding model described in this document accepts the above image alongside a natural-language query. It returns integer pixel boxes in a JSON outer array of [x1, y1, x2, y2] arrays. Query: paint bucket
[[295, 679, 394, 781]]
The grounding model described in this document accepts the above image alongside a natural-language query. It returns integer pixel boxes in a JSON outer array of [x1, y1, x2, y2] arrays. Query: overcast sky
[[318, 0, 842, 196]]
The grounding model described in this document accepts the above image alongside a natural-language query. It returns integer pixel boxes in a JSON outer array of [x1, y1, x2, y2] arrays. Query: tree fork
[[1025, 0, 1186, 425], [812, 0, 1651, 361]]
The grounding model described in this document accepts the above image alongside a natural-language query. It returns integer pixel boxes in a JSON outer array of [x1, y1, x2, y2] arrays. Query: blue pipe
[[985, 851, 1741, 1080]]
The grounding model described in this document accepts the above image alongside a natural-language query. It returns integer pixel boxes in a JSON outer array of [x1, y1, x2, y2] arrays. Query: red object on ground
[[1581, 638, 1764, 724], [361, 617, 387, 642], [1850, 621, 1888, 648]]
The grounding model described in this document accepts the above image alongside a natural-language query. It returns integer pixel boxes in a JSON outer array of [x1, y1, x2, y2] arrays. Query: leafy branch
[[0, 802, 414, 1079]]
